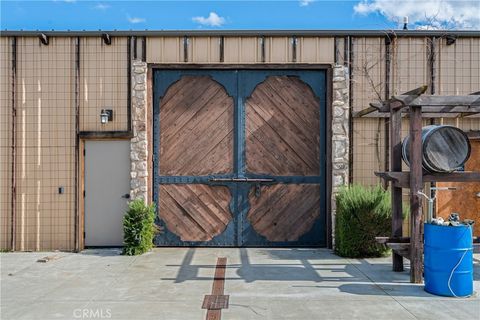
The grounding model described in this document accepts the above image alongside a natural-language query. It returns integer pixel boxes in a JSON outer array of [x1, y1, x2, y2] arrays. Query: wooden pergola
[[357, 86, 480, 283]]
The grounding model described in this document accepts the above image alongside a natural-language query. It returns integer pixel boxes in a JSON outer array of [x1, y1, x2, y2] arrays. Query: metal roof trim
[[1, 30, 479, 37]]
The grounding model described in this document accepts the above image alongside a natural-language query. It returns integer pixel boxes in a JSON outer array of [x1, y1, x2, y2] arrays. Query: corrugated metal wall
[[0, 37, 12, 250], [146, 36, 334, 63], [438, 37, 480, 95], [0, 36, 129, 250], [0, 34, 478, 250], [14, 37, 76, 251], [80, 37, 128, 132], [352, 36, 480, 186]]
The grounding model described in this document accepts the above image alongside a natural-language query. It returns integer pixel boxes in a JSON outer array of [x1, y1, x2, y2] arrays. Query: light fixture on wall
[[100, 109, 113, 124]]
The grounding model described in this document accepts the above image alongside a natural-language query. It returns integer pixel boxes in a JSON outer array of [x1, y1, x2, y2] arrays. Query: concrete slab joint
[[130, 60, 148, 202], [331, 64, 350, 247]]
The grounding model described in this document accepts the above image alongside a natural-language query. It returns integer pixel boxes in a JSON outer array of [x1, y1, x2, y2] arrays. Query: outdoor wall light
[[100, 109, 113, 124]]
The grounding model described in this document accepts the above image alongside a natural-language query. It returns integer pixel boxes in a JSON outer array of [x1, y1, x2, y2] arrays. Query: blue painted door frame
[[153, 69, 326, 247]]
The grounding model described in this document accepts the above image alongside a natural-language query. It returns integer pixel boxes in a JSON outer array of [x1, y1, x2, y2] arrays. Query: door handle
[[209, 178, 275, 183], [121, 193, 131, 199]]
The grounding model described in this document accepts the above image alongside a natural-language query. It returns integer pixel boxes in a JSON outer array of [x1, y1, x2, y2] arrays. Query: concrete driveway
[[1, 248, 479, 320]]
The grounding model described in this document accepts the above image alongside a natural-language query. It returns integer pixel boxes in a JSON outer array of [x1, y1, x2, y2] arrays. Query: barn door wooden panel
[[239, 72, 326, 246], [159, 185, 232, 241], [245, 76, 320, 175], [159, 76, 234, 176], [154, 73, 237, 245], [246, 184, 321, 242]]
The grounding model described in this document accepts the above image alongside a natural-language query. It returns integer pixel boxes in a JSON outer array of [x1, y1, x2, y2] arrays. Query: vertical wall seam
[[429, 36, 436, 214], [10, 36, 17, 251], [260, 36, 265, 63], [334, 37, 338, 64], [142, 36, 146, 62], [430, 37, 436, 95], [219, 36, 224, 63], [348, 36, 353, 184], [127, 37, 132, 133], [384, 35, 392, 188], [133, 36, 137, 60], [183, 36, 188, 63], [74, 37, 80, 251], [326, 66, 333, 249], [292, 36, 297, 63]]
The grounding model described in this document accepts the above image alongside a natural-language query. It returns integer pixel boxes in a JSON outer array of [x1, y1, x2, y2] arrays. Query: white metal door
[[84, 140, 130, 246]]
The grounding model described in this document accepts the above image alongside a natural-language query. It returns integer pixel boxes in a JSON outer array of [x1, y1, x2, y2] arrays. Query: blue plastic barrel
[[424, 223, 473, 297]]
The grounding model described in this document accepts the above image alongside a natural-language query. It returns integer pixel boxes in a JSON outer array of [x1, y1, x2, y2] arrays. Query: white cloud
[[192, 12, 226, 27], [354, 0, 480, 29], [127, 15, 146, 24], [299, 0, 314, 6], [94, 3, 110, 10]]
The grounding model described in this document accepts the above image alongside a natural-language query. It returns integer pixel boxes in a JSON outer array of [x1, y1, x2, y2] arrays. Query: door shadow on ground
[[165, 248, 395, 281], [163, 248, 479, 298]]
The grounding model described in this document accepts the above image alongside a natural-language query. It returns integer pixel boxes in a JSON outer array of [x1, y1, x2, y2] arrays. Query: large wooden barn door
[[239, 71, 326, 246], [153, 70, 326, 246]]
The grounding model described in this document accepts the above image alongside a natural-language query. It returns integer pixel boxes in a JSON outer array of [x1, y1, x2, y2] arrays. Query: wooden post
[[409, 105, 424, 283], [390, 102, 403, 272]]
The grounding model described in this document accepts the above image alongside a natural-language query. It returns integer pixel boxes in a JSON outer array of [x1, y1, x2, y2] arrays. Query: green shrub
[[335, 185, 392, 258], [123, 199, 157, 255]]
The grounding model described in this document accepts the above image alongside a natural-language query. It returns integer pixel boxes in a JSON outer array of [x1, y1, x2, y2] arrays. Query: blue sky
[[1, 1, 479, 31]]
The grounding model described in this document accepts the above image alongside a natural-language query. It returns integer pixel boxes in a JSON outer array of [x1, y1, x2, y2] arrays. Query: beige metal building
[[0, 30, 479, 251]]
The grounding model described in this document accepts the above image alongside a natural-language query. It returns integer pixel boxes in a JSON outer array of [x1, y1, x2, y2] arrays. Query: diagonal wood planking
[[159, 76, 234, 175], [158, 76, 234, 242], [246, 76, 320, 176], [247, 184, 321, 242], [159, 185, 232, 241]]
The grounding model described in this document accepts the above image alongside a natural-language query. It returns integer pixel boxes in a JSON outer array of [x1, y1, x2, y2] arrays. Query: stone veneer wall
[[331, 64, 350, 247], [129, 62, 350, 244], [130, 60, 148, 201]]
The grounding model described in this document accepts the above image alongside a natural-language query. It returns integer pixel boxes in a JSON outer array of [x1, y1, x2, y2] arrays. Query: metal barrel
[[424, 223, 473, 297], [402, 125, 471, 173]]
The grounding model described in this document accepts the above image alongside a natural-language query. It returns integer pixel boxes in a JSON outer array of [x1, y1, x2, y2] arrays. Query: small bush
[[335, 185, 392, 258], [123, 199, 157, 255]]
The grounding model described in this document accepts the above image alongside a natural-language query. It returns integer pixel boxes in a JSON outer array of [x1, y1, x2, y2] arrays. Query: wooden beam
[[375, 171, 409, 188], [401, 85, 430, 97], [387, 86, 429, 111], [386, 243, 411, 260], [376, 171, 480, 188], [355, 110, 480, 118], [369, 102, 383, 110], [371, 86, 429, 113], [353, 106, 378, 117], [375, 236, 410, 244], [409, 105, 423, 284], [394, 95, 480, 107], [390, 107, 404, 272], [467, 130, 480, 140]]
